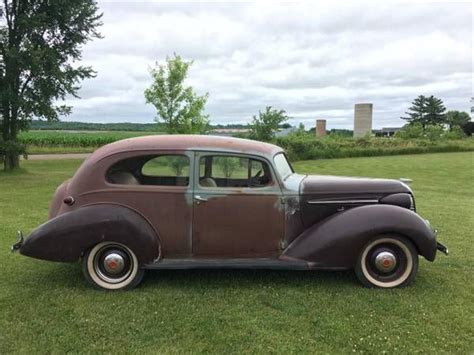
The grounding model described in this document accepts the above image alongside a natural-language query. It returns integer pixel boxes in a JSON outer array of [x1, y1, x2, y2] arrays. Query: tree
[[215, 156, 240, 178], [144, 54, 209, 134], [424, 95, 446, 126], [401, 95, 446, 129], [401, 95, 427, 128], [249, 106, 289, 141], [446, 110, 470, 131], [462, 121, 474, 136], [0, 0, 102, 170]]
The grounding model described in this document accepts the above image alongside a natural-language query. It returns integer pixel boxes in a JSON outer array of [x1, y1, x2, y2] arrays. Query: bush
[[273, 132, 474, 161], [444, 127, 466, 140], [424, 125, 445, 141], [395, 124, 424, 139]]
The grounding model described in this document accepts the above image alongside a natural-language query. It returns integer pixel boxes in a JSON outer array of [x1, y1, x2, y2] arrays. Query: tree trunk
[[4, 151, 19, 170]]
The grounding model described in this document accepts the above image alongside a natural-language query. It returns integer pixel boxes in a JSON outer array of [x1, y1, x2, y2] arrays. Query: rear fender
[[281, 204, 437, 268], [20, 204, 160, 265]]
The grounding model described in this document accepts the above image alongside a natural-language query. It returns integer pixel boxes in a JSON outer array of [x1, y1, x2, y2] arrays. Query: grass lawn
[[0, 152, 472, 353]]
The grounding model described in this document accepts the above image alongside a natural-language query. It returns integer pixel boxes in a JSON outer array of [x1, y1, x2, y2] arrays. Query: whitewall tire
[[82, 242, 144, 290], [355, 235, 418, 288]]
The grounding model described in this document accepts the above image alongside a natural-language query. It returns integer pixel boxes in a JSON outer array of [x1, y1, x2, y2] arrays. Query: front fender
[[20, 204, 160, 265], [282, 204, 437, 268]]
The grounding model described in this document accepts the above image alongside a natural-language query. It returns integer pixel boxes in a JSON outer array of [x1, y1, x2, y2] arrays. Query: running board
[[144, 258, 311, 270]]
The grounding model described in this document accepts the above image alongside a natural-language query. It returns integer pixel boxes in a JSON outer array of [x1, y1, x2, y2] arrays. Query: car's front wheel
[[355, 235, 418, 288], [82, 242, 144, 290]]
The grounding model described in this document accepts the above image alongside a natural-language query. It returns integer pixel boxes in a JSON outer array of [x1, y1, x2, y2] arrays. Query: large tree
[[144, 54, 209, 134], [446, 110, 470, 131], [424, 95, 446, 126], [401, 95, 428, 128], [401, 95, 446, 129], [0, 0, 102, 170], [249, 106, 289, 142]]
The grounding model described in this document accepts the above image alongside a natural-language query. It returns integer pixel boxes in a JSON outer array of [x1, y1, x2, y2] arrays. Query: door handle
[[194, 195, 208, 204]]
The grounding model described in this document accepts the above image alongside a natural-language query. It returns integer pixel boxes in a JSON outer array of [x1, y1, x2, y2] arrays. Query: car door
[[192, 152, 284, 257], [101, 150, 194, 258]]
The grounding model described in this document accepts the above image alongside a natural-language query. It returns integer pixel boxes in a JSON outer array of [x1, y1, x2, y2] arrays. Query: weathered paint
[[19, 135, 441, 271], [20, 204, 160, 264], [299, 175, 412, 227], [282, 204, 437, 267]]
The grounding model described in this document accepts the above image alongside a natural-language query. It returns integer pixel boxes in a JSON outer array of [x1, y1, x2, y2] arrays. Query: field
[[18, 130, 156, 151], [18, 130, 474, 158], [0, 152, 472, 353]]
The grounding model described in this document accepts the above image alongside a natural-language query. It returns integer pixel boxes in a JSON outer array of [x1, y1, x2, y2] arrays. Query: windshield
[[273, 153, 294, 181]]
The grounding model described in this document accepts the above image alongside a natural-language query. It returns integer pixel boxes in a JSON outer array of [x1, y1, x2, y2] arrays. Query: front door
[[192, 152, 284, 257]]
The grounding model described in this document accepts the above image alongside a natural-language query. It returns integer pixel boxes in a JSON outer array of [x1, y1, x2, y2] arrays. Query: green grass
[[0, 152, 473, 353]]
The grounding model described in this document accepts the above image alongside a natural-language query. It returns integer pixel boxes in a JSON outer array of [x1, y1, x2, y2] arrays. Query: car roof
[[88, 134, 284, 163]]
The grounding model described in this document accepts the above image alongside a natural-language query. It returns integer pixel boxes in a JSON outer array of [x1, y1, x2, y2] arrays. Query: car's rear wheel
[[82, 242, 144, 290], [355, 235, 418, 288]]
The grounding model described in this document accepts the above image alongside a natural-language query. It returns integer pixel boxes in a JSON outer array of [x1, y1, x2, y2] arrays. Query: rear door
[[192, 152, 284, 257]]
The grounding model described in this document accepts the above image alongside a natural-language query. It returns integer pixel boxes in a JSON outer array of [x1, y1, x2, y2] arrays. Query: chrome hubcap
[[103, 253, 125, 274], [374, 251, 397, 272]]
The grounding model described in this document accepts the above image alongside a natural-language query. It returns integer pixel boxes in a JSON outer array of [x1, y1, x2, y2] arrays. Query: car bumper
[[11, 231, 24, 252], [425, 219, 448, 257], [436, 241, 449, 255]]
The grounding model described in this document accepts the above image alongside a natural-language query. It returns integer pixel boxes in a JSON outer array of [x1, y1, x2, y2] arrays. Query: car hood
[[300, 175, 412, 195]]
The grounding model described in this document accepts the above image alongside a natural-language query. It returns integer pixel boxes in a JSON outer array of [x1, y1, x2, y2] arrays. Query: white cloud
[[65, 1, 473, 129]]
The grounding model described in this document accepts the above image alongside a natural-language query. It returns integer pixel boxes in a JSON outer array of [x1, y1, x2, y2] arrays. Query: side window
[[107, 154, 190, 186], [199, 155, 271, 188], [142, 156, 189, 178]]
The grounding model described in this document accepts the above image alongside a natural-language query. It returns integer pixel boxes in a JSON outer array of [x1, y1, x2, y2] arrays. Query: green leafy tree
[[446, 110, 470, 131], [0, 0, 102, 170], [249, 106, 289, 141], [144, 54, 209, 134], [395, 123, 424, 139], [215, 156, 240, 178]]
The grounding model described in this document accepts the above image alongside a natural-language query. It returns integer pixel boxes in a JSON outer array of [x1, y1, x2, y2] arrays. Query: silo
[[316, 119, 326, 137], [354, 103, 373, 138]]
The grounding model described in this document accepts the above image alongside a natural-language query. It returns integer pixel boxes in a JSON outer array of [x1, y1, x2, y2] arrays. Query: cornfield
[[18, 130, 157, 147]]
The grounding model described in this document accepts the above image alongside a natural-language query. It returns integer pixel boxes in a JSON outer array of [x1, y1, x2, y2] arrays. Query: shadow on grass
[[142, 268, 359, 290], [13, 261, 360, 292]]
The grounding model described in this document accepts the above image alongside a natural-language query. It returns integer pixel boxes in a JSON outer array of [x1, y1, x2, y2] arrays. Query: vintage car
[[12, 135, 448, 290]]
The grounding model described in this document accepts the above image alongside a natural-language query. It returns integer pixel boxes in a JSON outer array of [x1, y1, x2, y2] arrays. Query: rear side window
[[107, 154, 189, 186], [142, 156, 189, 178]]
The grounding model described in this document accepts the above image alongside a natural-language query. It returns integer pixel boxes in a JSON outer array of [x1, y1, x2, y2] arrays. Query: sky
[[65, 1, 473, 129]]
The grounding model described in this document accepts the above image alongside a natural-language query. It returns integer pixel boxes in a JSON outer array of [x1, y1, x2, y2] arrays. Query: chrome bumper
[[11, 231, 24, 252], [436, 241, 449, 256], [426, 220, 448, 256]]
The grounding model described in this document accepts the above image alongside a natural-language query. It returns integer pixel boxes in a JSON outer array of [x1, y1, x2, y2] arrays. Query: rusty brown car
[[12, 135, 448, 290]]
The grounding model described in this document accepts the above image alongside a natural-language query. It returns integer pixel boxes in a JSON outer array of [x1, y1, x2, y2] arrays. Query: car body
[[13, 135, 448, 289]]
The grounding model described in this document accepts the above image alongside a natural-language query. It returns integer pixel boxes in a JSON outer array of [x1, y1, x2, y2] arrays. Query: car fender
[[20, 204, 161, 265], [281, 204, 437, 268]]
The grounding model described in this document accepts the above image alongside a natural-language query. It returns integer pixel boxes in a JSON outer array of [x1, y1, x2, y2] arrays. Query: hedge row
[[273, 135, 474, 161]]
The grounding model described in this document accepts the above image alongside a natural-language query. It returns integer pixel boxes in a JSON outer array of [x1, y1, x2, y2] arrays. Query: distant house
[[209, 126, 298, 137], [208, 128, 250, 137], [373, 127, 402, 137], [275, 127, 298, 137]]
